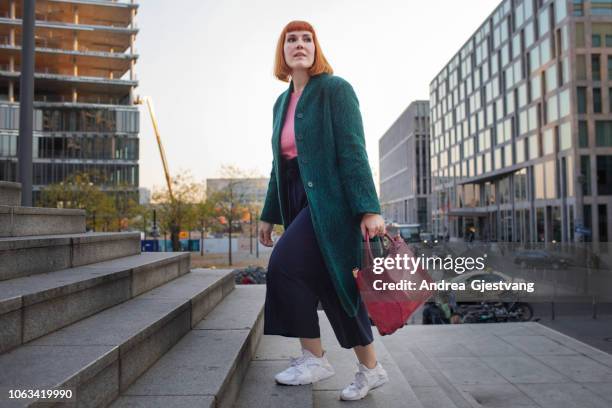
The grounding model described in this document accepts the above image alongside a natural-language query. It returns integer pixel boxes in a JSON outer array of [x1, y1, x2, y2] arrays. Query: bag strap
[[364, 231, 398, 265]]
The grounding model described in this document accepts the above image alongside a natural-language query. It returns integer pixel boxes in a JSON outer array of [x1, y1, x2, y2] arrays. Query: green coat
[[260, 73, 380, 317]]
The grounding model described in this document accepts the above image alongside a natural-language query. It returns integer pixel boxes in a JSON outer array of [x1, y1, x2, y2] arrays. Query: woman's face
[[283, 30, 315, 72]]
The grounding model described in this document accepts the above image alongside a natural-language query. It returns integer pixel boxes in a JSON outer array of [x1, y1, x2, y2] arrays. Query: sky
[[135, 0, 500, 192]]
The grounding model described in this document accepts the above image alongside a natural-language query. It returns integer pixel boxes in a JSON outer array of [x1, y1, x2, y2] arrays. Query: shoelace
[[287, 355, 309, 374], [347, 370, 368, 391]]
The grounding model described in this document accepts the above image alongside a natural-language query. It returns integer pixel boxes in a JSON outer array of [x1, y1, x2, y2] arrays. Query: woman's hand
[[360, 213, 386, 240], [259, 221, 274, 247]]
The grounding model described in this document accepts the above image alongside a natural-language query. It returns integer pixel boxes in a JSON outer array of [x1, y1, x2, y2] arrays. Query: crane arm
[[137, 96, 174, 202]]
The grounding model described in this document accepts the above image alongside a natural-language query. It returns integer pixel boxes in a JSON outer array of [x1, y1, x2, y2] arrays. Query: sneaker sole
[[275, 369, 335, 386]]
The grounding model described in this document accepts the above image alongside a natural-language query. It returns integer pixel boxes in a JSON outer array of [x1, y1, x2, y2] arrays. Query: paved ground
[[382, 322, 612, 408], [190, 251, 271, 269], [239, 313, 612, 407]]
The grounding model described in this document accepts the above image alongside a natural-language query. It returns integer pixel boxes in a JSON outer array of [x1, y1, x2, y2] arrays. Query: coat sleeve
[[260, 160, 283, 225], [330, 78, 381, 218], [260, 97, 284, 225]]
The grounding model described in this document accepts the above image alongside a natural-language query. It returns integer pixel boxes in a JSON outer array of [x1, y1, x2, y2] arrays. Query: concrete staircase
[[0, 183, 266, 408], [234, 311, 426, 408]]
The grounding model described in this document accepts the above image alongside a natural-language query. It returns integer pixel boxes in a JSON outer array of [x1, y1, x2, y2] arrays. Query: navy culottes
[[263, 158, 373, 349]]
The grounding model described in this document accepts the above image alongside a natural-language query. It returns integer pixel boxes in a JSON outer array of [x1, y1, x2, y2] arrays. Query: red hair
[[273, 20, 333, 82]]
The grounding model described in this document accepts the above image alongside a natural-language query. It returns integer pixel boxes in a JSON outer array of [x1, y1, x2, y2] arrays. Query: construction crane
[[135, 96, 174, 202]]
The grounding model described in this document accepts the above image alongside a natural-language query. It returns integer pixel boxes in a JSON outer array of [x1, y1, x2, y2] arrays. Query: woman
[[259, 20, 388, 401]]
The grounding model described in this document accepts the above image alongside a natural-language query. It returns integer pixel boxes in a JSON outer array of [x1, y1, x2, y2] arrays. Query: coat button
[[296, 113, 304, 119], [307, 181, 314, 188]]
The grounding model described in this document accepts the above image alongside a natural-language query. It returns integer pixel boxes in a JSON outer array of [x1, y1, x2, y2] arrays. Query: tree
[[151, 172, 203, 252], [207, 165, 258, 265], [39, 172, 117, 231]]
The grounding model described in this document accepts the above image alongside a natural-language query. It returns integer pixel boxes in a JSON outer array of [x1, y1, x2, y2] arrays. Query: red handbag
[[354, 233, 434, 335]]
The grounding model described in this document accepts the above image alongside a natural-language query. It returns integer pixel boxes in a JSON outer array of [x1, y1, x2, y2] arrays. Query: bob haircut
[[274, 20, 333, 82]]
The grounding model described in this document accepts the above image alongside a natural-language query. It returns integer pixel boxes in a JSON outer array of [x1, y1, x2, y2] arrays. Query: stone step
[[110, 285, 266, 408], [235, 334, 313, 408], [381, 325, 474, 408], [235, 311, 423, 408], [0, 231, 141, 281], [0, 269, 235, 408], [0, 252, 191, 353], [0, 181, 20, 206], [0, 205, 86, 237], [311, 312, 424, 408]]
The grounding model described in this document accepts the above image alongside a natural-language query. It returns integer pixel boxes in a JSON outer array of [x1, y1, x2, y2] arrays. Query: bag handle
[[363, 231, 399, 266]]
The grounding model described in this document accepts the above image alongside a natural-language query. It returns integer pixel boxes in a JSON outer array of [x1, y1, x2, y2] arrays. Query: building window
[[581, 155, 591, 195], [517, 138, 526, 163], [599, 205, 609, 242], [529, 48, 540, 74], [514, 168, 528, 201], [575, 22, 585, 46], [573, 0, 584, 16], [594, 88, 603, 113], [576, 55, 587, 80], [545, 160, 556, 199], [538, 8, 550, 37], [536, 207, 545, 241], [555, 0, 568, 22], [577, 87, 587, 114], [591, 0, 612, 15], [597, 155, 612, 195], [592, 55, 601, 81], [542, 128, 555, 156], [579, 120, 589, 147], [559, 89, 570, 117], [547, 94, 559, 123], [559, 122, 572, 151], [566, 155, 575, 197], [545, 65, 558, 93], [608, 56, 612, 80], [529, 133, 539, 159], [593, 34, 602, 47], [535, 163, 545, 199], [525, 22, 535, 48], [595, 121, 612, 146], [584, 204, 592, 242], [540, 38, 551, 64]]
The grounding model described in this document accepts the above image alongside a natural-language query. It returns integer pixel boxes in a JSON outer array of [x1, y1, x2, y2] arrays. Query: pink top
[[280, 91, 301, 159]]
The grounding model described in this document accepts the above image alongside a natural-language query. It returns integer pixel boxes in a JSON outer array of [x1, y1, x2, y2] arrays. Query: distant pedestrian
[[259, 20, 388, 401]]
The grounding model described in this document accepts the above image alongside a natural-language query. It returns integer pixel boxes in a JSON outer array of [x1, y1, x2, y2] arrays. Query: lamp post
[[249, 211, 253, 255], [18, 0, 35, 206]]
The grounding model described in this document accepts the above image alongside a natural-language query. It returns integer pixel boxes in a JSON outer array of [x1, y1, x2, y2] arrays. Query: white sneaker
[[340, 362, 389, 401], [275, 349, 335, 385]]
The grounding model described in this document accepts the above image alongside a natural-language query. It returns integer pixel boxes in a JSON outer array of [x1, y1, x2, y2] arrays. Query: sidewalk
[[237, 313, 612, 407]]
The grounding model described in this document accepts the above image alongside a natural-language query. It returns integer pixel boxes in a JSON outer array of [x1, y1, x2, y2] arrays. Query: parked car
[[386, 223, 421, 243], [419, 232, 438, 248], [513, 250, 573, 269]]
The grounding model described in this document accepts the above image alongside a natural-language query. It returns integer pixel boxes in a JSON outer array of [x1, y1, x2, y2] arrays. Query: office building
[[430, 0, 611, 243], [0, 0, 139, 203], [206, 178, 269, 207], [379, 100, 431, 231]]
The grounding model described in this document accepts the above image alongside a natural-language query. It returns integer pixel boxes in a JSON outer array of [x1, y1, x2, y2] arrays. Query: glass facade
[[0, 1, 139, 203], [430, 0, 612, 242]]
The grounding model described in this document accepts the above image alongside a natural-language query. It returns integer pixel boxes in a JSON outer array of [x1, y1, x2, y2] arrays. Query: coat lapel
[[272, 74, 325, 162], [271, 85, 292, 164]]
